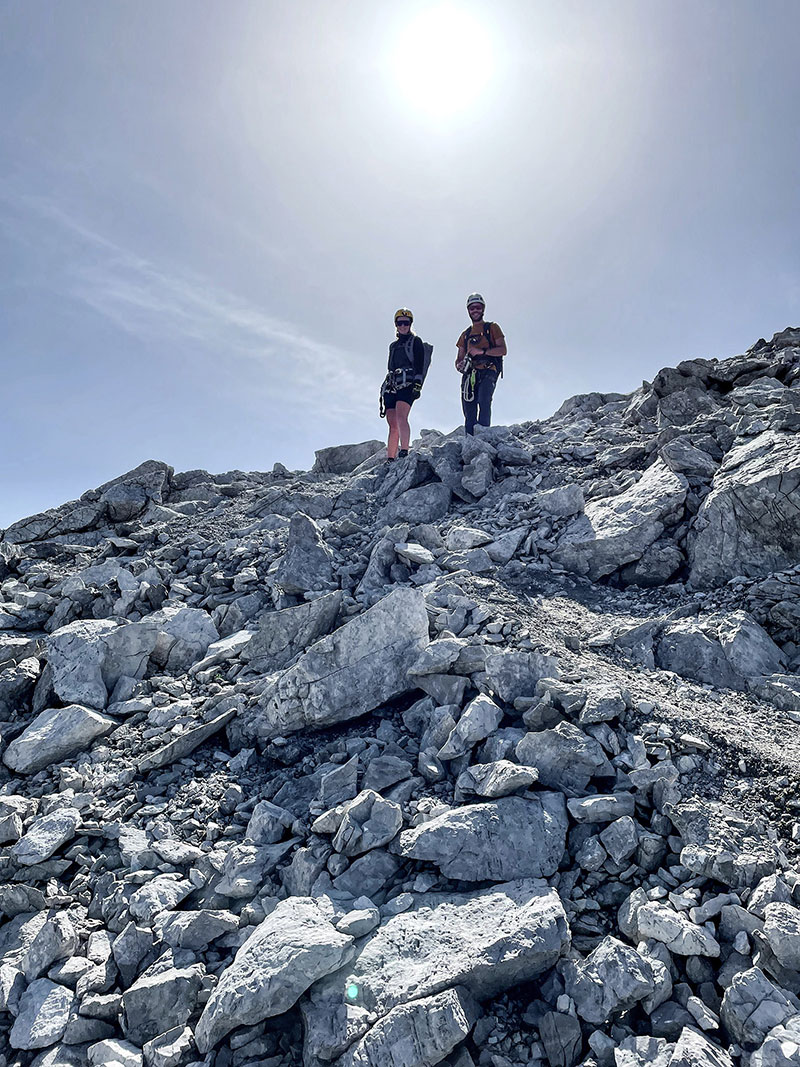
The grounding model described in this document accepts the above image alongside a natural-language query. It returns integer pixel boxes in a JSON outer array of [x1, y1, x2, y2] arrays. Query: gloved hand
[[412, 381, 422, 399]]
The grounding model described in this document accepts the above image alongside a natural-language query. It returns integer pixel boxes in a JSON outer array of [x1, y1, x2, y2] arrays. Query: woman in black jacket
[[380, 308, 425, 461]]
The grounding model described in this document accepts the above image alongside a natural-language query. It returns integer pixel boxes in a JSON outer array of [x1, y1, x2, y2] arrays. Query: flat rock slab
[[234, 587, 430, 745], [553, 460, 687, 580], [3, 704, 116, 774], [690, 430, 800, 588], [669, 799, 778, 890], [138, 707, 237, 773], [11, 809, 81, 866], [242, 591, 342, 672], [336, 986, 480, 1067], [303, 880, 569, 1064], [195, 897, 354, 1052]]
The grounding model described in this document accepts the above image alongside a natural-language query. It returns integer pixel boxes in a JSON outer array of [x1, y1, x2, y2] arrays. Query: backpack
[[394, 335, 434, 382], [462, 321, 502, 376]]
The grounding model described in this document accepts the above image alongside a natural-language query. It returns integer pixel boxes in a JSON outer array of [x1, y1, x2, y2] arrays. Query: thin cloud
[[0, 188, 374, 420]]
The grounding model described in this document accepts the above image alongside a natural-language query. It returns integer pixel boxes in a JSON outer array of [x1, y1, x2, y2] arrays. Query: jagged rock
[[515, 722, 613, 792], [11, 808, 81, 865], [0, 911, 76, 980], [10, 978, 76, 1050], [194, 897, 354, 1052], [142, 1026, 195, 1067], [669, 1027, 734, 1067], [484, 650, 561, 703], [455, 760, 538, 799], [380, 483, 452, 525], [274, 512, 334, 594], [763, 902, 800, 972], [561, 936, 657, 1025], [313, 441, 384, 474], [336, 986, 480, 1067], [331, 790, 403, 856], [121, 964, 203, 1046], [154, 910, 239, 951], [553, 460, 687, 579], [234, 587, 429, 745], [303, 881, 569, 1063], [655, 611, 784, 691], [720, 967, 800, 1050], [636, 901, 720, 956], [390, 795, 567, 880], [536, 484, 585, 517], [438, 694, 503, 760], [87, 1038, 143, 1067], [669, 800, 778, 890], [750, 1015, 800, 1067], [3, 704, 116, 774], [690, 431, 800, 588]]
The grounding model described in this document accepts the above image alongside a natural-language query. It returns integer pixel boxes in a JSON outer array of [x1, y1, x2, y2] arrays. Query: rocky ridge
[[1, 328, 800, 1067]]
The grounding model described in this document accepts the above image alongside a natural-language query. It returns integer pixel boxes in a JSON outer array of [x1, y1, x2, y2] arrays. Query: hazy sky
[[2, 0, 799, 529]]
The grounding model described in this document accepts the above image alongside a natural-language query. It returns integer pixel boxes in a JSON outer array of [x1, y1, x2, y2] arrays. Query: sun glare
[[390, 5, 495, 118]]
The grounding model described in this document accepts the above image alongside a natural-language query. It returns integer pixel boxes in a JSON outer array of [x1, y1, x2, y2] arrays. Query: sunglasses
[[396, 319, 412, 326]]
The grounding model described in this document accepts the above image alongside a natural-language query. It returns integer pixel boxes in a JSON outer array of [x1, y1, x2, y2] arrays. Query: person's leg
[[396, 401, 412, 451], [462, 376, 478, 435], [386, 407, 399, 458], [477, 373, 498, 427]]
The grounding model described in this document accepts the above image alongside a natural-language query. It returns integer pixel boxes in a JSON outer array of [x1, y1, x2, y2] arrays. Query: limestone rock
[[561, 936, 657, 1025], [274, 513, 334, 595], [242, 591, 342, 672], [3, 704, 116, 774]]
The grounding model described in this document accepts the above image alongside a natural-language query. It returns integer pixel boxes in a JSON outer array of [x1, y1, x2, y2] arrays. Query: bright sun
[[390, 5, 495, 118]]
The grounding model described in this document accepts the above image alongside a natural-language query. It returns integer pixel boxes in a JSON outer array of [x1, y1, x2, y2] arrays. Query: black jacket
[[388, 334, 425, 383]]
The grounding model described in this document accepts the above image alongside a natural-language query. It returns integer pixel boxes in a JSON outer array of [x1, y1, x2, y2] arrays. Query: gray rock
[[45, 619, 121, 709], [302, 880, 569, 1064], [10, 978, 75, 1050], [0, 910, 76, 981], [153, 910, 239, 952], [553, 460, 687, 579], [536, 484, 585, 518], [128, 876, 193, 923], [636, 901, 720, 956], [236, 587, 429, 745], [438, 694, 503, 760], [567, 794, 636, 823], [561, 936, 657, 1025], [336, 986, 480, 1067], [380, 483, 452, 525], [391, 794, 567, 881], [333, 851, 401, 898], [669, 1027, 734, 1067], [194, 897, 354, 1052], [750, 1015, 800, 1067], [121, 965, 203, 1047], [274, 513, 334, 595], [142, 1025, 194, 1067], [3, 705, 116, 774], [128, 605, 219, 672], [669, 799, 778, 890], [655, 611, 784, 691], [690, 431, 800, 588], [721, 967, 800, 1050], [313, 441, 384, 474], [332, 790, 404, 857], [361, 755, 413, 794], [484, 650, 561, 703], [599, 816, 639, 865], [11, 808, 81, 866], [87, 1038, 143, 1067], [516, 722, 613, 792], [764, 902, 800, 972], [455, 760, 538, 799]]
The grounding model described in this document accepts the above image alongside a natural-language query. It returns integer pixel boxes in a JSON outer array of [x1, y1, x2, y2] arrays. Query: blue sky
[[2, 0, 799, 529]]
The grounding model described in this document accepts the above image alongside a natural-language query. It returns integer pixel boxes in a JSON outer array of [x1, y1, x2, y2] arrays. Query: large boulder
[[669, 799, 778, 890], [274, 513, 334, 595], [689, 431, 800, 588], [313, 441, 384, 474], [194, 897, 355, 1052], [302, 881, 569, 1064], [655, 611, 784, 691], [241, 591, 342, 672], [390, 795, 567, 881], [233, 587, 429, 746], [3, 705, 116, 775], [553, 460, 687, 580], [379, 483, 452, 525], [561, 936, 657, 1025]]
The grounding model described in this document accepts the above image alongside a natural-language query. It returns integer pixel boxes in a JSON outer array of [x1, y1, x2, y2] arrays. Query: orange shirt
[[456, 321, 505, 354]]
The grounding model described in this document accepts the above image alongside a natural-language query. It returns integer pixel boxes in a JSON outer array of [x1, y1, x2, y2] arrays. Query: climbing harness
[[379, 367, 415, 417]]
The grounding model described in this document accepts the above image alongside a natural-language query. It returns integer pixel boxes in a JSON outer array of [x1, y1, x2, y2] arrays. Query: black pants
[[462, 370, 497, 435]]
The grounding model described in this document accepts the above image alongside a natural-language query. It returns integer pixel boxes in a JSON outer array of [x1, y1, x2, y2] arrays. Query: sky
[[1, 0, 799, 529]]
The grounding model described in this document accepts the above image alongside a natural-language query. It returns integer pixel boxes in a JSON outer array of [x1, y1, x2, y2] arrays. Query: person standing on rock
[[456, 293, 507, 435], [380, 308, 426, 462]]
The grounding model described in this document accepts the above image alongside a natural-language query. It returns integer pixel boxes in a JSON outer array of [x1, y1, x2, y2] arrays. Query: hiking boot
[[398, 449, 409, 458]]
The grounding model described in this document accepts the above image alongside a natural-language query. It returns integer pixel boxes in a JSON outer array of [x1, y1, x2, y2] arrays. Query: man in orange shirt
[[455, 293, 507, 435]]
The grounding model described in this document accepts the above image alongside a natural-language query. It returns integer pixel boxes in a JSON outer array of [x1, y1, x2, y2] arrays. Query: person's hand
[[412, 381, 422, 399], [455, 355, 466, 372]]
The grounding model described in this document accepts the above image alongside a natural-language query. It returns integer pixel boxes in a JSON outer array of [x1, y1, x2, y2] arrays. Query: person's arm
[[485, 323, 507, 359], [455, 330, 468, 371]]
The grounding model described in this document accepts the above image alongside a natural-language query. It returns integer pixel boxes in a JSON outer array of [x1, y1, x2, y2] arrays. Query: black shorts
[[383, 387, 416, 409]]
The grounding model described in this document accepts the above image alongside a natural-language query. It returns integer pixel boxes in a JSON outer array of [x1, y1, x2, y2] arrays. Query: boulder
[[484, 650, 561, 704], [669, 799, 778, 890], [194, 897, 354, 1052], [515, 722, 613, 792], [234, 587, 429, 745], [241, 591, 342, 672], [3, 705, 116, 774], [336, 987, 480, 1067], [561, 936, 657, 1025], [121, 965, 203, 1047], [331, 790, 404, 857], [9, 978, 75, 1050], [553, 460, 687, 579], [11, 809, 81, 866], [390, 794, 567, 881], [302, 881, 569, 1064], [690, 431, 800, 588], [313, 441, 384, 474], [274, 513, 334, 595], [380, 483, 452, 525], [721, 967, 800, 1050], [0, 911, 76, 980]]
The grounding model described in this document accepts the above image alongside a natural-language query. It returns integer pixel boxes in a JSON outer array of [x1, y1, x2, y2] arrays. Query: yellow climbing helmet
[[394, 308, 414, 323]]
